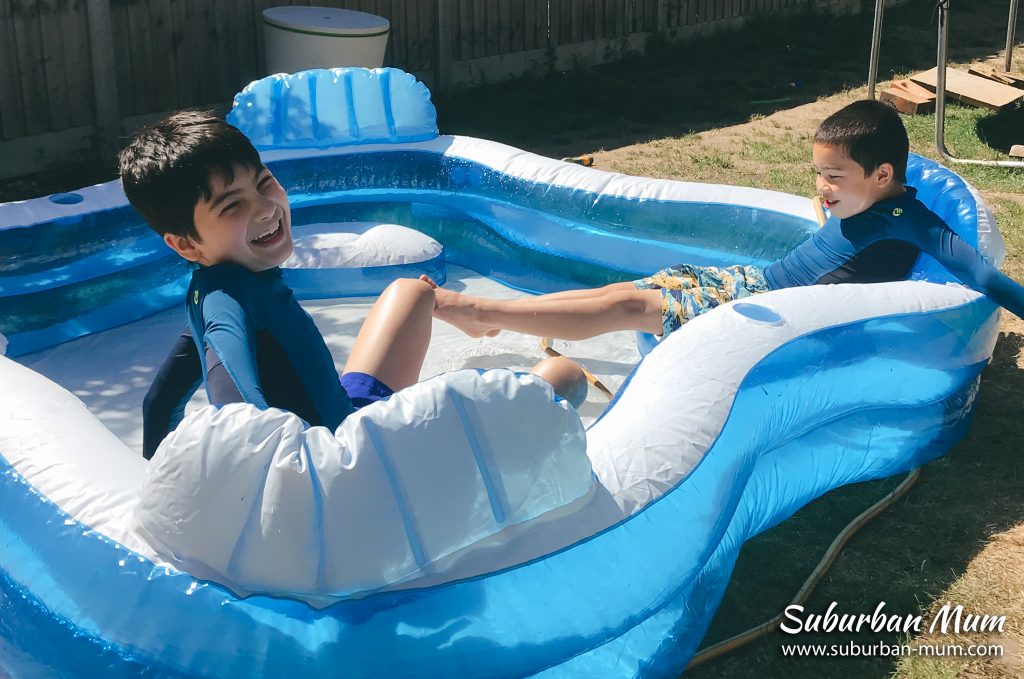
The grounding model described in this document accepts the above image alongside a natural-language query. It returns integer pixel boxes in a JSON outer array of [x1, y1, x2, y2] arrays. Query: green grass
[[690, 153, 736, 170]]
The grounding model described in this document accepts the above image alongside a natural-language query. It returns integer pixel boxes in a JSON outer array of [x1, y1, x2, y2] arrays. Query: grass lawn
[[435, 0, 1024, 676], [2, 0, 1021, 676]]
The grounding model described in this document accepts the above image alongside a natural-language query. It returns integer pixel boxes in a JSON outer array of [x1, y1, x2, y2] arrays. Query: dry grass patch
[[894, 523, 1024, 678]]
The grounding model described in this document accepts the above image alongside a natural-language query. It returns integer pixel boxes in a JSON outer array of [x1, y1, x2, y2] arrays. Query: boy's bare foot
[[419, 275, 501, 338]]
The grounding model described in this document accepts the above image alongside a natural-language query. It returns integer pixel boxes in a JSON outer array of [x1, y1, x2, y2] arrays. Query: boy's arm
[[261, 281, 354, 429], [141, 328, 202, 460], [198, 286, 269, 409], [916, 224, 1024, 318]]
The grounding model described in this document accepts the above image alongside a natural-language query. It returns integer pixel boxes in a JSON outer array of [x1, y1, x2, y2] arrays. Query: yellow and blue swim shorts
[[633, 263, 769, 336]]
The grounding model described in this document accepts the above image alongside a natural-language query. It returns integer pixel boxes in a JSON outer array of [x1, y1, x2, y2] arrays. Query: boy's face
[[165, 163, 293, 271], [812, 142, 900, 220]]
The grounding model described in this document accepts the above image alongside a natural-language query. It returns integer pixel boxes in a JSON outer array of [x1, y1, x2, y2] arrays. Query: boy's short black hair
[[119, 110, 263, 240], [814, 99, 909, 183]]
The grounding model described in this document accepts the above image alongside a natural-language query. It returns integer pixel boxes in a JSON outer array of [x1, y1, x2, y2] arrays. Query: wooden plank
[[408, 0, 425, 70], [549, 0, 561, 44], [891, 78, 935, 99], [606, 0, 622, 36], [664, 0, 676, 28], [374, 0, 399, 68], [471, 0, 485, 58], [628, 0, 640, 33], [0, 0, 28, 138], [436, 0, 452, 90], [233, 0, 259, 90], [12, 0, 51, 135], [598, 0, 611, 36], [196, 1, 219, 102], [126, 0, 156, 116], [552, 0, 569, 44], [210, 0, 235, 99], [594, 0, 607, 37], [169, 0, 196, 106], [455, 0, 470, 60], [910, 67, 1024, 110], [560, 0, 573, 44], [426, 0, 439, 70], [570, 0, 583, 43], [38, 0, 71, 131], [145, 0, 177, 112], [108, 1, 133, 116], [669, 0, 682, 28], [479, 0, 494, 56], [522, 0, 538, 50], [58, 0, 93, 128], [967, 65, 1019, 87], [252, 0, 274, 75], [509, 0, 525, 51], [188, 0, 212, 103], [497, 0, 511, 54], [880, 87, 935, 115], [85, 0, 120, 164], [393, 0, 412, 69], [412, 0, 430, 71]]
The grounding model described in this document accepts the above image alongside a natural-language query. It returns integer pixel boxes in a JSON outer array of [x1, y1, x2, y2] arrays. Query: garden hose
[[686, 467, 922, 670]]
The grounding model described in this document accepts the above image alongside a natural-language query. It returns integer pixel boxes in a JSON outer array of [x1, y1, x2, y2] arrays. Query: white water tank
[[262, 6, 390, 74]]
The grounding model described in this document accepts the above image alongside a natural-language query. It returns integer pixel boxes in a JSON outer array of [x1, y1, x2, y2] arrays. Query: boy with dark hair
[[124, 111, 586, 458], [424, 99, 1024, 340]]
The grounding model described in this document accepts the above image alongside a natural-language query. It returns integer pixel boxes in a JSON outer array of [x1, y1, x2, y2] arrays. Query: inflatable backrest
[[133, 369, 591, 600], [906, 152, 1005, 280], [227, 68, 438, 150]]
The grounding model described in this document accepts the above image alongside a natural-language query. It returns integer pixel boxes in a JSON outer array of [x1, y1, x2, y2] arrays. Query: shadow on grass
[[436, 0, 1022, 160], [686, 331, 1024, 678], [976, 105, 1024, 153]]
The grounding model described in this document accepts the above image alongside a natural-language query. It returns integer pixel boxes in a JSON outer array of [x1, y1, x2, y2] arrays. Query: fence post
[[435, 0, 453, 93], [86, 0, 121, 163]]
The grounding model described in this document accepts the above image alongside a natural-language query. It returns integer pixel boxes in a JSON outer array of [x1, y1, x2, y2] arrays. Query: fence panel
[[11, 0, 49, 136], [2, 0, 848, 173], [57, 0, 91, 127], [38, 0, 70, 132], [0, 0, 28, 139]]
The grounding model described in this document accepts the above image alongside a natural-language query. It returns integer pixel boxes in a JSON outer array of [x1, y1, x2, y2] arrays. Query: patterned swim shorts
[[633, 263, 769, 336]]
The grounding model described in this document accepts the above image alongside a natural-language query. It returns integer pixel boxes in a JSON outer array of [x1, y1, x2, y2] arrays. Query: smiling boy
[[121, 111, 590, 455], [425, 99, 1024, 341]]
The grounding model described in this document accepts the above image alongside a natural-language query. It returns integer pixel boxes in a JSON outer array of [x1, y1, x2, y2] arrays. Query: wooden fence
[[0, 0, 850, 179]]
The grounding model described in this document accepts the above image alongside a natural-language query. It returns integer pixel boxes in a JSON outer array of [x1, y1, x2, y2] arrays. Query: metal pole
[[867, 0, 886, 99], [1006, 0, 1019, 73], [935, 0, 1024, 168]]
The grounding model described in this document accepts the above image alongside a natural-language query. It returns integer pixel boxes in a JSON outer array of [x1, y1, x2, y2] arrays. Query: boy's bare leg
[[343, 278, 436, 391], [419, 276, 663, 340], [529, 356, 589, 409]]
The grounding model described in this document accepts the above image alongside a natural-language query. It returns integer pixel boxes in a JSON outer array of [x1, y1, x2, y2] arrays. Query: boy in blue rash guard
[[424, 99, 1024, 340], [123, 111, 588, 458]]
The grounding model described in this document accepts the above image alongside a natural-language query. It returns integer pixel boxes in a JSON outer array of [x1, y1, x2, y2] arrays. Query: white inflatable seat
[[283, 222, 442, 269], [133, 369, 592, 601]]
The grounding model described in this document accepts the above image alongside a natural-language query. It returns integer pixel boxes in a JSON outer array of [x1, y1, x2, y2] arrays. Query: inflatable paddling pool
[[0, 69, 1006, 678]]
